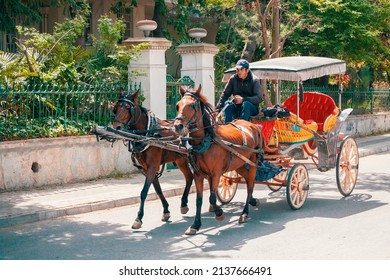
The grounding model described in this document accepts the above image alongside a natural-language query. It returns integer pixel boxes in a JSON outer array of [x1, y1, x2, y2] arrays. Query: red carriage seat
[[282, 92, 339, 132]]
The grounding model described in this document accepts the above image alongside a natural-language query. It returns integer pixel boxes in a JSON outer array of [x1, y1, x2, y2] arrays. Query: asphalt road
[[1, 152, 389, 261]]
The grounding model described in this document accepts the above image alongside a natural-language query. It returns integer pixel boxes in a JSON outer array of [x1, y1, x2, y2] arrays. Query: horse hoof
[[238, 214, 248, 224], [161, 212, 171, 222], [209, 205, 214, 212], [132, 219, 143, 229], [215, 213, 225, 221], [184, 227, 198, 235], [180, 206, 189, 215], [250, 198, 258, 207]]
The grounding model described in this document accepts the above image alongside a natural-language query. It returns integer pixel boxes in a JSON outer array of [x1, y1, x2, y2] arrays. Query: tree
[[253, 0, 305, 106], [0, 0, 42, 33], [0, 6, 144, 86], [284, 0, 390, 87]]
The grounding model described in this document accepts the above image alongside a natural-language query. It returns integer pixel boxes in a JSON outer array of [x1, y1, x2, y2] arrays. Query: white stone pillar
[[176, 43, 219, 106], [122, 37, 172, 119]]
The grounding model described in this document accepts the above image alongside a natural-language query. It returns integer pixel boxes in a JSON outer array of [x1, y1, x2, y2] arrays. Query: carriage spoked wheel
[[217, 170, 239, 204], [303, 140, 318, 156], [266, 169, 287, 192], [336, 136, 359, 197], [286, 163, 309, 210]]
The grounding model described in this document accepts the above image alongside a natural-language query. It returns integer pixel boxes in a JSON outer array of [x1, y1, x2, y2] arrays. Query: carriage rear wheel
[[266, 169, 287, 192], [336, 136, 359, 197], [217, 171, 239, 204], [303, 140, 318, 156], [286, 163, 309, 210]]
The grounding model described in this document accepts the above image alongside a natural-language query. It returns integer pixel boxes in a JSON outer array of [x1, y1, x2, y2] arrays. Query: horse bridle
[[114, 96, 142, 129], [175, 92, 205, 131]]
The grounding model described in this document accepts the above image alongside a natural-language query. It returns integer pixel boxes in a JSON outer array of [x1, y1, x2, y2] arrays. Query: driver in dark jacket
[[216, 59, 262, 123]]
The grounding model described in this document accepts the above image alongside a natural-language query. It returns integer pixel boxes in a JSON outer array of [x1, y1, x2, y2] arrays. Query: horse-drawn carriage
[[217, 56, 359, 210], [93, 56, 358, 235]]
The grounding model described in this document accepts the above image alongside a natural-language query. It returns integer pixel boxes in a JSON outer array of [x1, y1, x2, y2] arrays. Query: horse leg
[[176, 159, 194, 215], [209, 176, 224, 221], [239, 184, 255, 223], [152, 177, 171, 222], [132, 171, 155, 229], [237, 165, 257, 224], [185, 174, 204, 235]]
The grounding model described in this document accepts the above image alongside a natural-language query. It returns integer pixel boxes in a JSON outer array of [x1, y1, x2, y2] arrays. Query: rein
[[177, 90, 259, 169]]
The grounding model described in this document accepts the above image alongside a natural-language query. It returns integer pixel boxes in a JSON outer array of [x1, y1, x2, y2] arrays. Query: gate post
[[176, 42, 219, 106], [123, 37, 172, 119]]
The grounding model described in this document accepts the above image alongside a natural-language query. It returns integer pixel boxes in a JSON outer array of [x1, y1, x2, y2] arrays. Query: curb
[[0, 186, 192, 228]]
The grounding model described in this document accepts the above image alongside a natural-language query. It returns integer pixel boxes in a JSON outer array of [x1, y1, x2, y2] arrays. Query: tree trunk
[[152, 0, 166, 37], [270, 5, 280, 104], [255, 0, 275, 107], [242, 28, 258, 62]]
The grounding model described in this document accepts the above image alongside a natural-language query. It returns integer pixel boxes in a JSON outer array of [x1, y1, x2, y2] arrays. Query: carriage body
[[217, 56, 359, 209]]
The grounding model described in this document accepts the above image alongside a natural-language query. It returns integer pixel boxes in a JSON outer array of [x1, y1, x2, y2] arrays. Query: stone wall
[[0, 135, 135, 190], [341, 112, 390, 136]]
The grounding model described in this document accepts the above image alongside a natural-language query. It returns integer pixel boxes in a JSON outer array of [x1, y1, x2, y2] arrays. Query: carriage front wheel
[[336, 136, 359, 197], [286, 163, 309, 210], [217, 171, 239, 204]]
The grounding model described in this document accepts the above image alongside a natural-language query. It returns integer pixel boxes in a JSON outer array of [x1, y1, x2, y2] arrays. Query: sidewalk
[[1, 134, 390, 228]]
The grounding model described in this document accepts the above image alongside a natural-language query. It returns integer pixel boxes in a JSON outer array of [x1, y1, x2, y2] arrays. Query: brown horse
[[112, 89, 193, 229], [173, 85, 263, 235]]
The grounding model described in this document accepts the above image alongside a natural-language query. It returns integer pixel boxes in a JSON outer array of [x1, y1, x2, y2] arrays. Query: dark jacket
[[216, 71, 262, 111]]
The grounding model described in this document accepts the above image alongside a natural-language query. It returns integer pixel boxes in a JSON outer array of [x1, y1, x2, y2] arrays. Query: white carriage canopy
[[223, 56, 346, 82]]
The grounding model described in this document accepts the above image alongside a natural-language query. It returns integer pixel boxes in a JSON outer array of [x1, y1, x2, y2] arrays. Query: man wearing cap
[[216, 59, 262, 123]]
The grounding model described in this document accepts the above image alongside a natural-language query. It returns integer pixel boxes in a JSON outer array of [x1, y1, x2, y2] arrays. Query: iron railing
[[0, 82, 140, 141], [1, 78, 389, 141], [278, 84, 390, 115], [166, 75, 195, 120], [216, 81, 390, 115]]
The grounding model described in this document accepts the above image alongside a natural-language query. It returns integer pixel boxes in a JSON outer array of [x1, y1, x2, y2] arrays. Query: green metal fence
[[0, 82, 140, 141], [1, 78, 389, 141], [277, 84, 390, 115], [216, 81, 390, 115], [166, 75, 195, 120]]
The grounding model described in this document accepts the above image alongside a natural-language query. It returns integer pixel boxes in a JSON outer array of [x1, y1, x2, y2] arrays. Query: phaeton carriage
[[216, 56, 359, 210], [93, 56, 359, 234]]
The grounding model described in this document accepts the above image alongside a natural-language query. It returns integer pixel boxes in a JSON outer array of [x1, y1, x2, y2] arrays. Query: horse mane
[[139, 105, 149, 116], [121, 92, 150, 119], [193, 89, 216, 136]]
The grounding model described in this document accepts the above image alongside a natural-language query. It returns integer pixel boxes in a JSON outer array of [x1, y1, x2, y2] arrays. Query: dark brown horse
[[112, 89, 193, 229], [173, 85, 263, 235]]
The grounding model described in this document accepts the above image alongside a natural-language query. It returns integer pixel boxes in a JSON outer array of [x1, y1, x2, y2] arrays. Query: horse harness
[[116, 96, 173, 178], [178, 91, 263, 175]]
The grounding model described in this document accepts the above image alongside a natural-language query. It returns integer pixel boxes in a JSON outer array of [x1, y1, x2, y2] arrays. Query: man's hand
[[233, 95, 243, 104]]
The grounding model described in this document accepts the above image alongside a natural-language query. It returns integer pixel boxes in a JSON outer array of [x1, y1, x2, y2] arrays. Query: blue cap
[[236, 59, 250, 69]]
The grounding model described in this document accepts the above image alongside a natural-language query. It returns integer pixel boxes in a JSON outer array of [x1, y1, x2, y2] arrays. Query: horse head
[[112, 89, 142, 130], [174, 84, 215, 137]]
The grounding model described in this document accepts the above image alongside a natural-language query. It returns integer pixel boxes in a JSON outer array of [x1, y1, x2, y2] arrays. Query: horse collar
[[188, 134, 213, 155]]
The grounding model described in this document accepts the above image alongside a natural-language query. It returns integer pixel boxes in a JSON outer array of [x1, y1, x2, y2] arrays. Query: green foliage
[[0, 0, 42, 33], [206, 2, 259, 81], [110, 0, 138, 14], [2, 4, 90, 86], [1, 8, 145, 86], [284, 0, 390, 85], [76, 15, 148, 84]]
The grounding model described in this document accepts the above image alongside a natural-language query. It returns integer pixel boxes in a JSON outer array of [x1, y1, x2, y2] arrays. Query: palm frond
[[0, 52, 20, 68]]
